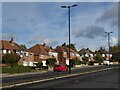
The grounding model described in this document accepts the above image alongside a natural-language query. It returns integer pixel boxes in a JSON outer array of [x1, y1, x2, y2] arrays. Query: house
[[47, 47, 59, 64], [0, 38, 34, 67], [55, 46, 68, 64], [28, 44, 50, 66], [55, 46, 80, 65], [78, 48, 94, 62], [95, 48, 109, 60]]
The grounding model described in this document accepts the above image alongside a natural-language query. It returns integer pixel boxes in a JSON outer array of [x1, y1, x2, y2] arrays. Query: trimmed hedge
[[2, 65, 32, 74]]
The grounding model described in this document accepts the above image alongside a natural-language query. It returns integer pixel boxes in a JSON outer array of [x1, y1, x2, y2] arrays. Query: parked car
[[53, 64, 68, 72], [103, 60, 110, 65]]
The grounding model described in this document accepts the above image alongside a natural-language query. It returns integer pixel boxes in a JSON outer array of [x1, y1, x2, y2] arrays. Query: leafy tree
[[94, 53, 103, 63], [110, 45, 120, 62], [62, 43, 66, 46], [110, 45, 120, 53], [2, 53, 20, 67], [82, 56, 88, 65], [20, 45, 27, 50], [71, 58, 81, 65], [66, 44, 77, 51], [46, 58, 57, 67]]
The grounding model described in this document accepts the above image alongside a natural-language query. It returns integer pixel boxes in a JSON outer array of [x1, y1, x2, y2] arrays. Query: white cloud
[[43, 38, 58, 47], [111, 37, 118, 46]]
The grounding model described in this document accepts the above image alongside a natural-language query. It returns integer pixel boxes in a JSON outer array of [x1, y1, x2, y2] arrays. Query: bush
[[94, 54, 103, 63], [2, 65, 31, 74], [82, 56, 89, 65], [2, 53, 20, 67], [46, 58, 57, 67]]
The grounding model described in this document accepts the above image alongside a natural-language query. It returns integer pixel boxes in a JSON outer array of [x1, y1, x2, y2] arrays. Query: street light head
[[61, 6, 67, 8], [72, 4, 78, 7], [105, 31, 113, 34]]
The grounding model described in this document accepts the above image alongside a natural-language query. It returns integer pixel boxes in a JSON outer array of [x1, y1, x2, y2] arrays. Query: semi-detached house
[[28, 44, 59, 66], [55, 46, 80, 65], [0, 38, 34, 67]]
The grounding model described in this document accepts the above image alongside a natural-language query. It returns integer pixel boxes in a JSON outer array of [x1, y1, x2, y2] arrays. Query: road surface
[[3, 65, 120, 89]]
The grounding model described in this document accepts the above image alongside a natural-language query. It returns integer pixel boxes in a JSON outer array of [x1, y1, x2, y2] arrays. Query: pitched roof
[[78, 48, 93, 55], [55, 46, 69, 53], [95, 49, 108, 54], [55, 46, 78, 54], [14, 43, 27, 51], [0, 40, 18, 50], [28, 44, 48, 56]]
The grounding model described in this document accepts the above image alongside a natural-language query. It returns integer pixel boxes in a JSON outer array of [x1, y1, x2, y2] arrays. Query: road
[[2, 64, 120, 89], [2, 65, 117, 86]]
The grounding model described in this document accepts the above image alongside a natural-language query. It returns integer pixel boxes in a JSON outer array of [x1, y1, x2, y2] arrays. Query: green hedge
[[2, 65, 32, 74]]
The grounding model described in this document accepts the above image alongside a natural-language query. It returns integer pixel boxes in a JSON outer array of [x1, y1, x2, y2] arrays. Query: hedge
[[2, 65, 32, 74]]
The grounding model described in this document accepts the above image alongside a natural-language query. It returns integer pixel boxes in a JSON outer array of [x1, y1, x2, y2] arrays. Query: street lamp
[[61, 4, 77, 74], [105, 32, 113, 63]]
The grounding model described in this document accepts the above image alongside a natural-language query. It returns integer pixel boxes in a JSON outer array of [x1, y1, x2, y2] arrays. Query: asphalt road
[[2, 64, 120, 89], [2, 65, 117, 86]]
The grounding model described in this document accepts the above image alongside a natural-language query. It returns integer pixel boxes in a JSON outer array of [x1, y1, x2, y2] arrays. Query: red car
[[53, 64, 68, 72]]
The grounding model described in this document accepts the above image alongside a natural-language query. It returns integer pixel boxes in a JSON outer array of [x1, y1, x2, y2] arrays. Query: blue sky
[[2, 2, 118, 51]]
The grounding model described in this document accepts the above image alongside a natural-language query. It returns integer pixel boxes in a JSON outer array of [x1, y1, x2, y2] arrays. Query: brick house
[[47, 47, 59, 64], [55, 46, 80, 65], [0, 38, 34, 67], [28, 44, 50, 66]]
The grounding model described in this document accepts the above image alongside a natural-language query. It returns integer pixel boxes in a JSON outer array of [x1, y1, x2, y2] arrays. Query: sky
[[1, 1, 119, 51]]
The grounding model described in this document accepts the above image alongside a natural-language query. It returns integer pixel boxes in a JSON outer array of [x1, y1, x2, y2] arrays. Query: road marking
[[2, 66, 119, 89]]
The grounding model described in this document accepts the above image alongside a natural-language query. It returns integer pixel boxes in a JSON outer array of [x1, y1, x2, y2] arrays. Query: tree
[[110, 45, 120, 62], [66, 44, 77, 51], [82, 56, 89, 65], [20, 45, 27, 50], [62, 43, 66, 46], [94, 53, 103, 64], [46, 58, 57, 67], [2, 53, 20, 67]]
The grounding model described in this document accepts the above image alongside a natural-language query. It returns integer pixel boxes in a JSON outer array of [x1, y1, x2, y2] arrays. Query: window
[[40, 55, 44, 58], [63, 52, 67, 56], [30, 53, 34, 57], [49, 52, 53, 56], [3, 50, 6, 54], [24, 52, 28, 57], [8, 50, 11, 54], [70, 52, 75, 56], [42, 61, 47, 66], [23, 61, 28, 66]]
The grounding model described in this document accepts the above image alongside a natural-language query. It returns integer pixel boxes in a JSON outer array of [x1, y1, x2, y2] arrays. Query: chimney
[[10, 38, 14, 45], [43, 43, 46, 46]]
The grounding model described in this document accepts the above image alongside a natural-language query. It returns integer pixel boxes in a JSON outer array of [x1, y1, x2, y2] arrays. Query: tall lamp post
[[61, 4, 77, 74], [105, 32, 113, 62]]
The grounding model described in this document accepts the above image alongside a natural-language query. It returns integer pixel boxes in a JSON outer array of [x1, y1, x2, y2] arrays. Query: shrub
[[2, 65, 31, 74], [94, 54, 103, 63], [2, 53, 20, 67], [46, 58, 57, 67], [82, 56, 89, 65]]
